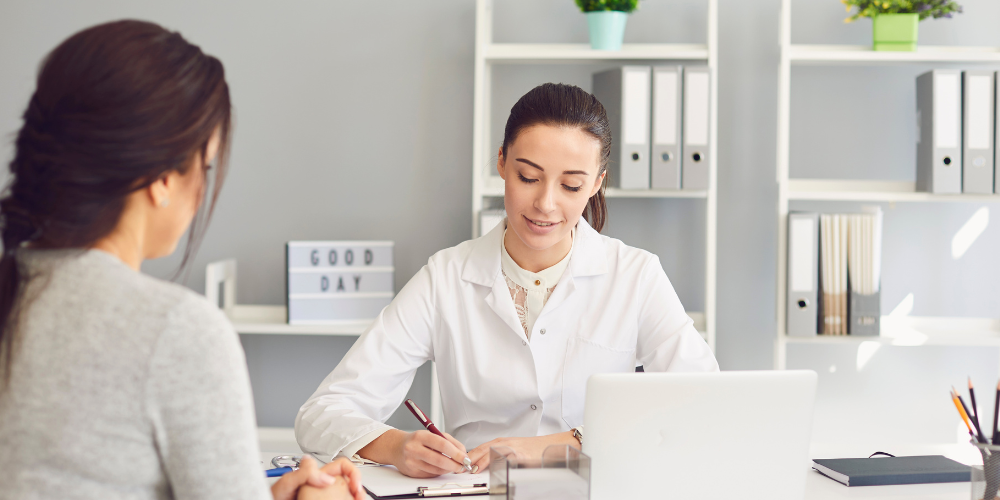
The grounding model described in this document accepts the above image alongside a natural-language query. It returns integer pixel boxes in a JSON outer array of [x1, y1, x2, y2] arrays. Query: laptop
[[582, 371, 817, 500]]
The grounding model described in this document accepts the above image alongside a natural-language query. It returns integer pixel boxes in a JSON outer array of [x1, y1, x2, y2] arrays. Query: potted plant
[[841, 0, 963, 51], [575, 0, 640, 51]]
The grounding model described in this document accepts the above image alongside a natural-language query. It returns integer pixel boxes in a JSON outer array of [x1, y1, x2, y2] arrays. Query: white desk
[[260, 429, 976, 499]]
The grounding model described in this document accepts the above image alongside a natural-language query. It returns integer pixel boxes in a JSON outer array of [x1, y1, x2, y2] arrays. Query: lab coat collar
[[460, 217, 607, 288]]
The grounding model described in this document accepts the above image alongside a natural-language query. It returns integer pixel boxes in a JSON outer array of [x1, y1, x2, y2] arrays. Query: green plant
[[575, 0, 639, 13], [841, 0, 963, 22]]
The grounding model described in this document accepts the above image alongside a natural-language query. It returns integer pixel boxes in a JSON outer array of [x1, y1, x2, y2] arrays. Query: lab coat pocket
[[561, 337, 636, 428]]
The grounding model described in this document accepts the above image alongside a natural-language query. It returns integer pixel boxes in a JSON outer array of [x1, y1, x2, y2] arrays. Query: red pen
[[404, 399, 473, 472]]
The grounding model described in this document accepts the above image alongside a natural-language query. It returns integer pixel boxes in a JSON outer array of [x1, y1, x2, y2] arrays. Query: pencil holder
[[488, 444, 590, 499], [972, 441, 1000, 500]]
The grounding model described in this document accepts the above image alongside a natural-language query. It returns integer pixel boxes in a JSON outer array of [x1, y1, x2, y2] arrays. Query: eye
[[562, 184, 583, 192], [517, 172, 538, 184]]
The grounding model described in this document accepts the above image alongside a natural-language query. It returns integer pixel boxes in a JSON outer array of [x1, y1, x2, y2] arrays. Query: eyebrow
[[515, 158, 589, 176]]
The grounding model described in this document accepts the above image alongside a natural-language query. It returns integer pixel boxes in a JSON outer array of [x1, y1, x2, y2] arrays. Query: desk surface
[[260, 441, 976, 499]]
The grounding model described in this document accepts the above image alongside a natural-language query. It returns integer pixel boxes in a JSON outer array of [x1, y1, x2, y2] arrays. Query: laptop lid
[[582, 371, 817, 500]]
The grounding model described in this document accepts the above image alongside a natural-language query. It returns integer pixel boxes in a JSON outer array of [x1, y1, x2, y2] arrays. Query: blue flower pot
[[586, 11, 629, 51]]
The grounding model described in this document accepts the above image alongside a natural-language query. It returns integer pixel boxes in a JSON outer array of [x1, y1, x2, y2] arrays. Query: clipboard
[[360, 465, 489, 499]]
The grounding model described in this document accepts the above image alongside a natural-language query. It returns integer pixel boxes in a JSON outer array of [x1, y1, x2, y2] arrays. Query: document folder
[[813, 456, 969, 487], [593, 66, 651, 189], [962, 71, 995, 194], [360, 465, 489, 499], [651, 66, 683, 189], [787, 212, 819, 337], [916, 70, 962, 193], [682, 66, 711, 190]]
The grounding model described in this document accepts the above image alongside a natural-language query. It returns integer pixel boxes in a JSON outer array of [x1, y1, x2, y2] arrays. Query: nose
[[533, 181, 556, 214]]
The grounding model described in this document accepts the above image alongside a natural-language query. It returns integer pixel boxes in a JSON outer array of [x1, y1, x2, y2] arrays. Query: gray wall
[[1, 0, 998, 438]]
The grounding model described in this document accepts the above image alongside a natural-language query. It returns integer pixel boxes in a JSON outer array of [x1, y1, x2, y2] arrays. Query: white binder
[[592, 66, 651, 189], [962, 71, 995, 194], [651, 66, 683, 189], [916, 70, 962, 193], [682, 66, 711, 190], [787, 212, 819, 337]]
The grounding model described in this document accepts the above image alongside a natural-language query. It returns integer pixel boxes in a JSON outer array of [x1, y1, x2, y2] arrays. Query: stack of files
[[592, 65, 712, 191], [285, 241, 394, 324], [786, 208, 882, 336], [812, 455, 969, 487], [916, 69, 997, 194]]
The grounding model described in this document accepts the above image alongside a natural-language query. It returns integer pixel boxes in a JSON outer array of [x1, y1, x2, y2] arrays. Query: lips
[[523, 215, 560, 234]]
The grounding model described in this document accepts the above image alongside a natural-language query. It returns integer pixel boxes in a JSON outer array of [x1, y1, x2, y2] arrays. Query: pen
[[969, 378, 982, 429], [954, 388, 987, 443], [952, 389, 977, 442], [404, 399, 473, 473], [266, 467, 294, 478], [993, 381, 1000, 445]]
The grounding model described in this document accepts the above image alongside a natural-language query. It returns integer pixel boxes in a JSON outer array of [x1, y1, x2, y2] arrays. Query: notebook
[[359, 464, 488, 499], [812, 455, 970, 486]]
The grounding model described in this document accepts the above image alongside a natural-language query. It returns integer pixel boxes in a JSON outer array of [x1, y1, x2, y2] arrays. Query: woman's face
[[497, 124, 604, 253]]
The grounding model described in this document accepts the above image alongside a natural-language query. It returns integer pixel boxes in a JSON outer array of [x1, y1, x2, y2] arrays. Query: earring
[[160, 199, 170, 208]]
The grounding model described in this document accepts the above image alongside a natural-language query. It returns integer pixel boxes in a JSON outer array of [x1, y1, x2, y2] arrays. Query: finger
[[320, 458, 364, 500], [270, 462, 314, 500], [441, 432, 468, 455], [416, 432, 467, 469], [411, 458, 456, 478], [414, 444, 466, 474], [300, 456, 337, 488]]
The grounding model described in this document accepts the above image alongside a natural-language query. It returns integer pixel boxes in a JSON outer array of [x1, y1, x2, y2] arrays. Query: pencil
[[993, 381, 1000, 445], [970, 378, 984, 440], [955, 388, 987, 443], [953, 389, 977, 442]]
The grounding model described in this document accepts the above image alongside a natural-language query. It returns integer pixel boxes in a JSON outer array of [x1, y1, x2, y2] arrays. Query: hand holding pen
[[404, 399, 475, 474]]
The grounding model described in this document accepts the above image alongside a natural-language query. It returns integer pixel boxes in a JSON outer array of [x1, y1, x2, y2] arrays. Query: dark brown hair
[[0, 20, 232, 382], [501, 83, 611, 232]]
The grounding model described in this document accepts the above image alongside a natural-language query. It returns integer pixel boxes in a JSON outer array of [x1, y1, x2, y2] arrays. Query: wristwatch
[[571, 426, 584, 445]]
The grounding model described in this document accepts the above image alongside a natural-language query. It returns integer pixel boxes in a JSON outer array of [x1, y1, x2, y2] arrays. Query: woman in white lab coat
[[295, 83, 719, 478]]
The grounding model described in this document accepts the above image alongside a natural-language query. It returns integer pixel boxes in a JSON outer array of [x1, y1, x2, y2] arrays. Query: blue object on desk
[[266, 467, 295, 478]]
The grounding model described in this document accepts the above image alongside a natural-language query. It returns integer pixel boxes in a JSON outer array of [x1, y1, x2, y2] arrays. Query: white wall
[[1, 0, 998, 437]]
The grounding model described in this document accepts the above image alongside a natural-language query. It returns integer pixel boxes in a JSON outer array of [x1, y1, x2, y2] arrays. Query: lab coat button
[[522, 340, 527, 346], [530, 404, 537, 410], [539, 329, 546, 335]]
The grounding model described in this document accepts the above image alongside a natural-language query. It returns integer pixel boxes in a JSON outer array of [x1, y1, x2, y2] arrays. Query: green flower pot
[[586, 11, 629, 51], [872, 13, 919, 51]]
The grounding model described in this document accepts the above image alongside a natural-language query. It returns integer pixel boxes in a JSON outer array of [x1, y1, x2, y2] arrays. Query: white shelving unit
[[774, 0, 1000, 369], [470, 0, 719, 350]]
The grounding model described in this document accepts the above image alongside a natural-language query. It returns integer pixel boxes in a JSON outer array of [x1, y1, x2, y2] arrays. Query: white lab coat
[[295, 219, 718, 460]]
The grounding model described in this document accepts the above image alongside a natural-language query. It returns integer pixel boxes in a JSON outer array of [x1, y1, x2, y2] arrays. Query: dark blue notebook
[[812, 455, 970, 487]]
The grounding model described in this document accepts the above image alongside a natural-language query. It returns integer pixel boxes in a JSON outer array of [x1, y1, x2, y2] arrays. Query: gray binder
[[787, 212, 819, 337], [962, 71, 995, 194], [916, 70, 962, 193], [996, 71, 1000, 194], [682, 66, 711, 190], [651, 66, 683, 189], [593, 66, 651, 189], [848, 290, 880, 336]]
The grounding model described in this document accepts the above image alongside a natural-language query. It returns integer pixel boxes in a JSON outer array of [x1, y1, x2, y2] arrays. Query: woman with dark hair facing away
[[0, 20, 363, 500], [297, 83, 718, 477]]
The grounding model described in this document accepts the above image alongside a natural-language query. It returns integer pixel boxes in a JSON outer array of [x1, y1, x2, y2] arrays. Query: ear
[[589, 170, 606, 198], [147, 172, 176, 208], [496, 147, 506, 178]]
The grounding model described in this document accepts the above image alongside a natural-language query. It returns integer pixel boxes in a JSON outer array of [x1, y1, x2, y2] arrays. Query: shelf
[[788, 44, 1000, 64], [229, 305, 371, 336], [480, 177, 707, 199], [483, 43, 709, 63], [787, 179, 1000, 203], [782, 316, 1000, 347]]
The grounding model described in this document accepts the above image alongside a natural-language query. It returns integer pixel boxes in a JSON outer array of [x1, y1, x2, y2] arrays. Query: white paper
[[934, 73, 960, 149], [653, 69, 679, 145], [967, 75, 992, 150], [622, 69, 650, 145], [684, 72, 710, 146], [789, 217, 815, 293], [359, 465, 489, 497]]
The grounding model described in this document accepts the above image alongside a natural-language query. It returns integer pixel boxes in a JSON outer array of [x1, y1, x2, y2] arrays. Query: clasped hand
[[270, 455, 365, 500]]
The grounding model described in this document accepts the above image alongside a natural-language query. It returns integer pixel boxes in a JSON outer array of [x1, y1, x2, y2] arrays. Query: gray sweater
[[0, 249, 270, 500]]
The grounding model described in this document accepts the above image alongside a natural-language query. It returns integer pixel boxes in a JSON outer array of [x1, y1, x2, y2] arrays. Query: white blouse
[[500, 228, 574, 340]]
